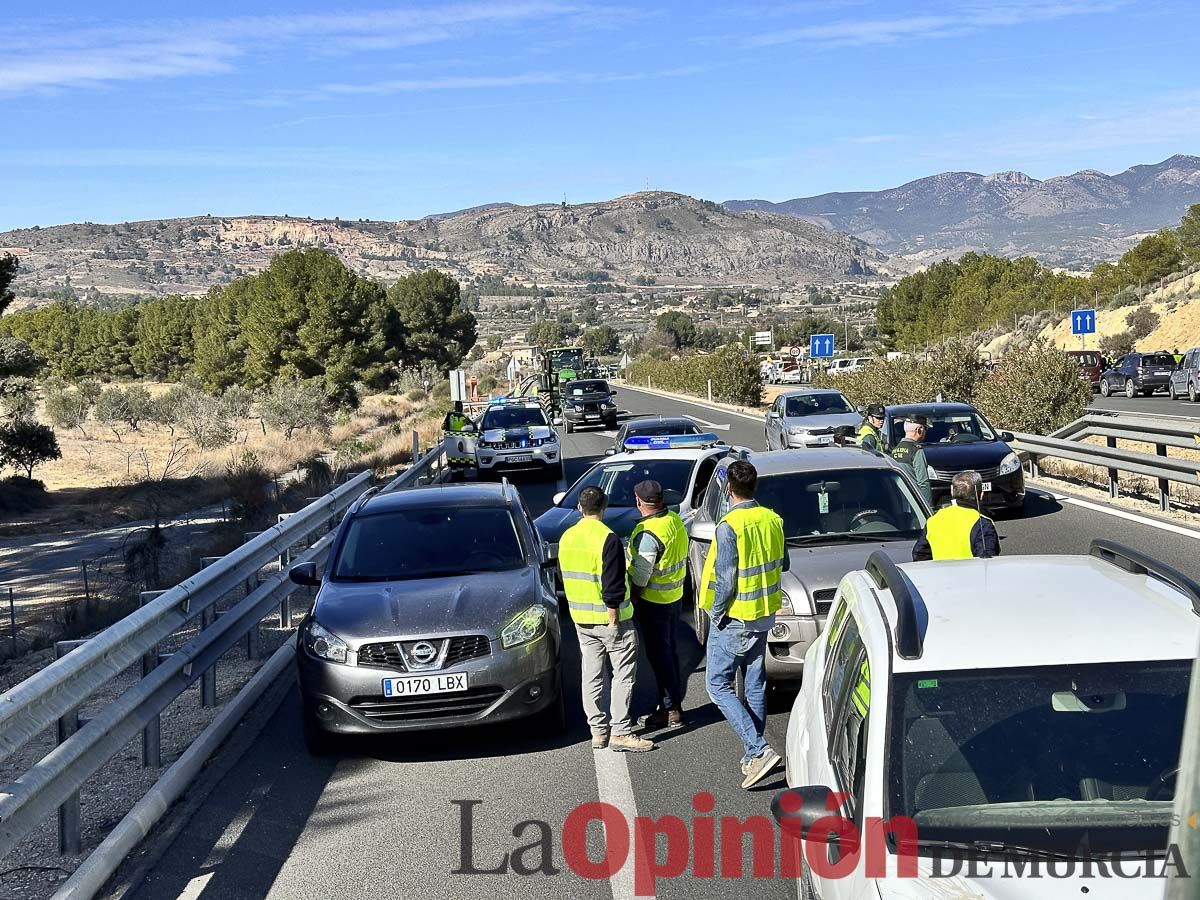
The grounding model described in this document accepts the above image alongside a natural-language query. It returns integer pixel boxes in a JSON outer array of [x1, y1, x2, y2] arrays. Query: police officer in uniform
[[441, 401, 475, 477], [856, 403, 886, 451], [891, 414, 932, 505], [558, 486, 655, 753], [912, 470, 1000, 560], [699, 460, 788, 789], [628, 480, 689, 731]]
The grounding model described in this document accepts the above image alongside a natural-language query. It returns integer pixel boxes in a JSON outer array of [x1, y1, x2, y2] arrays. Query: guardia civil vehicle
[[776, 541, 1198, 898]]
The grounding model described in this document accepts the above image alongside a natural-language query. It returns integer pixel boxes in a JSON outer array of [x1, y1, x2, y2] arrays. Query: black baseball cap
[[906, 414, 929, 427], [634, 480, 664, 505], [866, 403, 885, 418]]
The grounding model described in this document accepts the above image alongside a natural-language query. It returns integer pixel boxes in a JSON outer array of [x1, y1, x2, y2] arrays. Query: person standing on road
[[558, 486, 655, 753], [912, 470, 1000, 561], [441, 401, 475, 477], [628, 480, 689, 731], [891, 415, 932, 505], [856, 403, 886, 451], [699, 460, 787, 789]]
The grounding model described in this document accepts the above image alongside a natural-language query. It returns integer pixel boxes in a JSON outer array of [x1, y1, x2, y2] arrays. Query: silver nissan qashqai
[[291, 480, 563, 752]]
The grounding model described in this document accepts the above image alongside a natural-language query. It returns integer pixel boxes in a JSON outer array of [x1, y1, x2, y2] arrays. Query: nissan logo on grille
[[410, 641, 438, 664]]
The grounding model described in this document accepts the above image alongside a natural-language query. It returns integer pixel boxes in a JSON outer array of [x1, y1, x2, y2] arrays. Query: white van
[[825, 357, 872, 376]]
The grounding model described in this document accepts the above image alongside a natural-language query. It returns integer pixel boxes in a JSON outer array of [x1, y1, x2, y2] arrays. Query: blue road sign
[[1071, 309, 1097, 335], [810, 333, 835, 358]]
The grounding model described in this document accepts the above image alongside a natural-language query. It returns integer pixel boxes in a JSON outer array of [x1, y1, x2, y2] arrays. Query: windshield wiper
[[786, 533, 899, 545], [915, 839, 1083, 862]]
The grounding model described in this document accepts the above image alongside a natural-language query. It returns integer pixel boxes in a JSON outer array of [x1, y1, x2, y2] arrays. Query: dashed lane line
[[593, 747, 647, 900]]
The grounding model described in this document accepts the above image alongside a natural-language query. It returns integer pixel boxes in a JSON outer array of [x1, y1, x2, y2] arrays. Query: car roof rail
[[350, 485, 381, 512], [500, 477, 514, 504], [1089, 539, 1200, 617], [865, 551, 925, 660]]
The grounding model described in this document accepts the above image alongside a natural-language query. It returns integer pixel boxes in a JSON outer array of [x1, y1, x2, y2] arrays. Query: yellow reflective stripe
[[561, 570, 602, 582], [652, 558, 687, 576], [735, 582, 781, 602], [738, 558, 783, 578], [568, 599, 631, 613]]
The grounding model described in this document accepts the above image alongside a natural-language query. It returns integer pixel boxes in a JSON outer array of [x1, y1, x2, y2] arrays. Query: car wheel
[[302, 702, 336, 756], [694, 603, 710, 646], [564, 420, 574, 434], [536, 675, 567, 735], [1125, 379, 1137, 399], [1169, 381, 1178, 400], [681, 567, 695, 611], [1191, 382, 1198, 403], [1099, 379, 1110, 397]]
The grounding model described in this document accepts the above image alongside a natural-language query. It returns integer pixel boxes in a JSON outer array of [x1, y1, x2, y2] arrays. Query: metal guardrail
[[1012, 410, 1200, 511], [0, 471, 373, 863]]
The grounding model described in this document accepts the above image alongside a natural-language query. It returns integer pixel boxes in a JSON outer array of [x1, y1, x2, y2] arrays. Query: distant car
[[1099, 351, 1177, 398], [560, 378, 619, 432], [474, 401, 563, 481], [1168, 347, 1200, 402], [883, 402, 1025, 514], [765, 388, 862, 450], [778, 541, 1199, 898], [825, 357, 872, 376], [686, 448, 931, 679], [291, 482, 563, 751], [777, 367, 807, 385], [534, 436, 735, 562], [1066, 349, 1104, 391], [606, 416, 704, 456]]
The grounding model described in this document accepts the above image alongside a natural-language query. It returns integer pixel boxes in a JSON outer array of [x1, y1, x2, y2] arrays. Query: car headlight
[[788, 426, 808, 436], [779, 590, 793, 613], [997, 451, 1021, 476], [304, 619, 349, 664], [501, 605, 548, 649]]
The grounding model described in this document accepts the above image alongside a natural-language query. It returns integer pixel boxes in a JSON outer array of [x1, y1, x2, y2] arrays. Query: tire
[[1125, 379, 1137, 399], [536, 675, 567, 734], [302, 702, 336, 756], [694, 603, 710, 646], [1170, 381, 1178, 400], [1099, 379, 1110, 397], [564, 420, 574, 434], [1190, 382, 1198, 403]]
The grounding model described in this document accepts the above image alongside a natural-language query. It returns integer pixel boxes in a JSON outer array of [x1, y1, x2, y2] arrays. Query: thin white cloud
[[848, 134, 901, 144], [0, 3, 606, 96], [746, 0, 1125, 48]]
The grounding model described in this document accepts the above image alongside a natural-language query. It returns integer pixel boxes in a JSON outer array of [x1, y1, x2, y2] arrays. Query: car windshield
[[565, 380, 608, 396], [1071, 352, 1100, 366], [562, 459, 695, 508], [889, 410, 997, 445], [332, 507, 524, 581], [626, 420, 701, 438], [755, 469, 926, 540], [784, 393, 854, 417], [888, 661, 1190, 854], [481, 406, 548, 430], [547, 349, 584, 370], [1141, 353, 1176, 367]]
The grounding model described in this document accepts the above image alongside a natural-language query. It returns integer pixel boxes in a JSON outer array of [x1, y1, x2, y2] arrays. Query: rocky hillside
[[0, 192, 889, 306], [726, 155, 1200, 269]]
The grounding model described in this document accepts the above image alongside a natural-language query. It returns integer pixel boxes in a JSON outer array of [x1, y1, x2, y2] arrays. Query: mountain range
[[0, 192, 888, 307], [725, 155, 1200, 268]]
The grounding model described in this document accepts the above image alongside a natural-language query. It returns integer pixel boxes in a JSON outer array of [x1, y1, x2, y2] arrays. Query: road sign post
[[809, 333, 835, 359], [1071, 309, 1096, 349]]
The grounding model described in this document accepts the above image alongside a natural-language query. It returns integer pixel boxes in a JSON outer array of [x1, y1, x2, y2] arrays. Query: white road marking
[[593, 748, 646, 900], [683, 415, 731, 432], [1029, 488, 1200, 540], [176, 873, 214, 900], [617, 384, 763, 422], [174, 783, 272, 898]]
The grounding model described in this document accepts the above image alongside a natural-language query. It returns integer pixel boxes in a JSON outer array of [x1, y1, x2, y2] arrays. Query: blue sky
[[3, 1, 1199, 230]]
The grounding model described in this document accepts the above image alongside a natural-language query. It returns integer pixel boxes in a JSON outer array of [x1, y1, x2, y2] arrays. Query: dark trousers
[[635, 599, 684, 710]]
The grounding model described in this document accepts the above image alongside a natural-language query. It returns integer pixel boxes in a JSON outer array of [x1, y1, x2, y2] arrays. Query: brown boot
[[591, 730, 610, 750], [609, 733, 655, 753], [643, 707, 686, 731]]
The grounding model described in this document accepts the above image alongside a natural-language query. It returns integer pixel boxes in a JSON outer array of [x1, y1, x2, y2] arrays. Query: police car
[[533, 433, 739, 562], [474, 400, 563, 481], [776, 540, 1199, 898]]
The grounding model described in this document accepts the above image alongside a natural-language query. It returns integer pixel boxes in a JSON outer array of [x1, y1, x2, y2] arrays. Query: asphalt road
[[1089, 392, 1200, 417], [119, 385, 1200, 900]]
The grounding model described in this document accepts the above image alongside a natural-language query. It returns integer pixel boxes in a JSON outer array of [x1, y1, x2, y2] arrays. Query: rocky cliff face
[[725, 155, 1200, 268], [0, 192, 889, 305]]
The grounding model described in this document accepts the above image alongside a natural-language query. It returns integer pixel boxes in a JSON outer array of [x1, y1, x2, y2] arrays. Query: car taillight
[[1137, 366, 1145, 374]]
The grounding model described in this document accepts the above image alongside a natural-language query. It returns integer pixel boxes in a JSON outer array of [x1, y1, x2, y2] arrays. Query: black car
[[1099, 351, 1178, 398], [884, 402, 1025, 514], [605, 416, 703, 455], [561, 379, 618, 432]]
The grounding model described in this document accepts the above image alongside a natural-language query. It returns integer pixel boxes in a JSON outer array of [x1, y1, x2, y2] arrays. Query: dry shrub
[[254, 431, 326, 474]]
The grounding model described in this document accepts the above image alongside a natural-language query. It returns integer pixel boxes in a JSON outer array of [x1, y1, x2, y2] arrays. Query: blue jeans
[[705, 619, 770, 764]]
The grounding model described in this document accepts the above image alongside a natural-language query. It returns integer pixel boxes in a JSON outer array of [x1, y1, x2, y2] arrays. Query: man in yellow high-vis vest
[[628, 480, 689, 731], [912, 470, 1000, 561], [558, 486, 655, 753], [700, 460, 788, 789]]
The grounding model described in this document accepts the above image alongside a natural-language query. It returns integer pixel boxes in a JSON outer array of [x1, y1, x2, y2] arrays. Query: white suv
[[776, 540, 1198, 898], [475, 400, 563, 481]]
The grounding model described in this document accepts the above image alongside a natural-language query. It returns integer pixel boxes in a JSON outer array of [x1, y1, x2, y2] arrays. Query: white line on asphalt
[[1029, 488, 1200, 540], [175, 872, 214, 900], [684, 415, 731, 432], [593, 748, 647, 900], [173, 782, 272, 899], [617, 384, 764, 423]]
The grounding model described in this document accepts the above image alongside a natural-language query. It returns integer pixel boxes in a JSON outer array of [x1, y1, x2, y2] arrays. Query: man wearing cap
[[913, 470, 1000, 561], [628, 480, 689, 731], [892, 415, 932, 505], [857, 403, 886, 451]]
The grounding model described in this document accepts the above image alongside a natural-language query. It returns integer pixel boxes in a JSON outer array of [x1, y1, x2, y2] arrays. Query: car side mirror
[[771, 786, 837, 839], [289, 562, 321, 587], [609, 389, 618, 397], [1000, 431, 1014, 443], [553, 491, 567, 506], [689, 519, 716, 544]]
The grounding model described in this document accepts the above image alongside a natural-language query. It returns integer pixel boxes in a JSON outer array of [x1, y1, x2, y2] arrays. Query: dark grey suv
[[1099, 351, 1178, 398], [291, 482, 563, 751]]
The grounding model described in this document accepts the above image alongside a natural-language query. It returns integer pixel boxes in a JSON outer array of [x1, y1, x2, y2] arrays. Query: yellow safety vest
[[851, 657, 871, 716], [446, 413, 469, 432], [924, 503, 988, 560], [629, 511, 689, 605], [699, 505, 785, 621], [856, 421, 880, 448], [558, 517, 632, 625]]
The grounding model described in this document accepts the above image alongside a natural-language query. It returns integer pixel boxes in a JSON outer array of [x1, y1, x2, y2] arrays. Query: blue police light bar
[[623, 432, 722, 451]]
